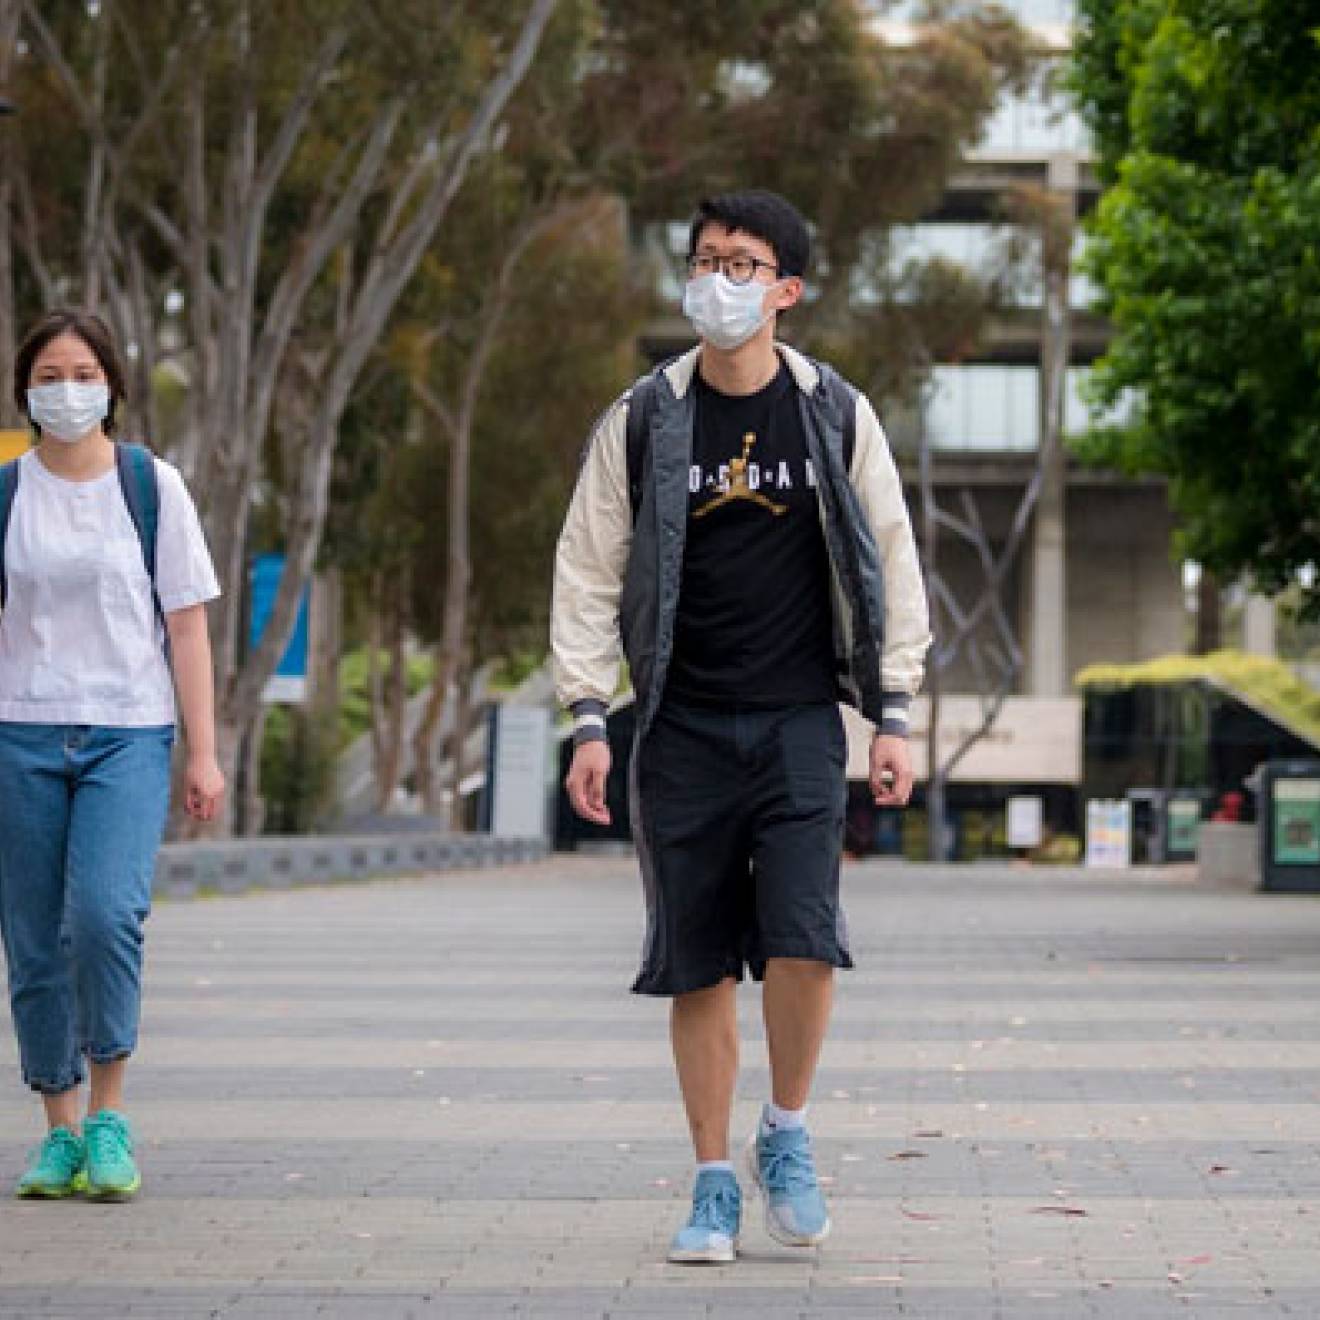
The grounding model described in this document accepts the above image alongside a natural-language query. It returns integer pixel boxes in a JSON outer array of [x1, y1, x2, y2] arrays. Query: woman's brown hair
[[13, 308, 128, 436]]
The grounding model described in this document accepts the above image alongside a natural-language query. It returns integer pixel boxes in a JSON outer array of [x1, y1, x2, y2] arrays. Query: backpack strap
[[0, 458, 19, 612], [114, 442, 165, 630], [813, 359, 858, 474], [625, 369, 659, 522]]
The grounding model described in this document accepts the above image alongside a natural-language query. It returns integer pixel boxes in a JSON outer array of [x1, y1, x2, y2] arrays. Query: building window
[[974, 79, 1090, 157], [926, 365, 1039, 452], [901, 365, 1128, 454], [887, 223, 1099, 311], [870, 1, 1075, 28]]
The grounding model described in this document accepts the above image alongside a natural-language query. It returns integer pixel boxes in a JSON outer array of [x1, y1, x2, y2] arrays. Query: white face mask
[[26, 381, 111, 444], [682, 272, 779, 351]]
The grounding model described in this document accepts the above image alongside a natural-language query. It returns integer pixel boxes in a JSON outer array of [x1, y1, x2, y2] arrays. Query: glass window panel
[[966, 366, 1006, 451], [925, 366, 964, 449], [1010, 369, 1041, 450], [868, 1, 1075, 21], [926, 366, 1042, 451]]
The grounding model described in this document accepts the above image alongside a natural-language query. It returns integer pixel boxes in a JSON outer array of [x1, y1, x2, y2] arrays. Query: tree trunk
[[1195, 570, 1221, 654], [915, 349, 951, 863], [238, 704, 268, 838], [0, 0, 20, 426], [366, 581, 385, 775], [371, 581, 408, 813], [408, 209, 560, 812], [448, 646, 476, 831], [412, 645, 450, 814]]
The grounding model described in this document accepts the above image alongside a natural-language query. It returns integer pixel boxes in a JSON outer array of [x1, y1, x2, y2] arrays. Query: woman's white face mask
[[26, 381, 111, 444], [682, 272, 781, 351]]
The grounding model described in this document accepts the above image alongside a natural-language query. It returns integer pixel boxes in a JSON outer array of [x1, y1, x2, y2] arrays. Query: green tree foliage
[[7, 0, 1031, 824], [398, 203, 641, 659], [1069, 1, 1320, 613]]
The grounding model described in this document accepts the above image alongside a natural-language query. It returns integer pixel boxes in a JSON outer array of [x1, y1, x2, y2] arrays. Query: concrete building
[[873, 0, 1185, 852]]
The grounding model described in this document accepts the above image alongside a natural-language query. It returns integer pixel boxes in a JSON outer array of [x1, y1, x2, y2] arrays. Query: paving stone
[[2, 858, 1319, 1317]]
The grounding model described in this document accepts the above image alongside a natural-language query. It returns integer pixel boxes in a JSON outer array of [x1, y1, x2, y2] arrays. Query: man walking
[[551, 190, 930, 1263]]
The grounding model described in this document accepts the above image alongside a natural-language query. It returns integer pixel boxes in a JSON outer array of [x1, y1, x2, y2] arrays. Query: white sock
[[762, 1101, 807, 1135], [697, 1159, 734, 1175]]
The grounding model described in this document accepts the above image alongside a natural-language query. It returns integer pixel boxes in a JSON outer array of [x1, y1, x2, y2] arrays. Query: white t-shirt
[[0, 449, 221, 727]]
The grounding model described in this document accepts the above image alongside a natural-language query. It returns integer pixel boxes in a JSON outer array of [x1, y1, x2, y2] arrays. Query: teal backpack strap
[[0, 458, 20, 611], [113, 442, 165, 630]]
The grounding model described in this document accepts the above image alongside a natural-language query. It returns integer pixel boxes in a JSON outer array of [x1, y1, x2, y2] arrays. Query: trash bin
[[1257, 760, 1320, 893]]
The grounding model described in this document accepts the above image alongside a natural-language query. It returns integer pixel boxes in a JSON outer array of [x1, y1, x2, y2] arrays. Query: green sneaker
[[83, 1110, 140, 1201], [16, 1126, 87, 1199]]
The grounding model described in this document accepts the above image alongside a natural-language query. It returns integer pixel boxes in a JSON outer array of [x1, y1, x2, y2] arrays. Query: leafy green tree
[[6, 0, 1032, 829], [1069, 1, 1320, 614], [334, 1, 1031, 820]]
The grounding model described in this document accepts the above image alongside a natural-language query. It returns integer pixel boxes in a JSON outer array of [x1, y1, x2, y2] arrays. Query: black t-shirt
[[665, 360, 838, 708]]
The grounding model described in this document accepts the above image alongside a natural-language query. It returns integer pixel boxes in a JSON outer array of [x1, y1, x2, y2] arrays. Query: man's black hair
[[686, 190, 811, 279]]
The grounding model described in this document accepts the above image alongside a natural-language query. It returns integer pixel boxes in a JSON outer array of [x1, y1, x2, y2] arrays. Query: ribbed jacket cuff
[[877, 692, 911, 737], [569, 698, 609, 746]]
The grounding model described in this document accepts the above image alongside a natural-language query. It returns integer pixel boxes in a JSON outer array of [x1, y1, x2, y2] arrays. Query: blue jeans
[[0, 723, 172, 1094]]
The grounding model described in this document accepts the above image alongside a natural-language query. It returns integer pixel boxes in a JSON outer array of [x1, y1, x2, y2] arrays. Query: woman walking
[[0, 309, 223, 1201]]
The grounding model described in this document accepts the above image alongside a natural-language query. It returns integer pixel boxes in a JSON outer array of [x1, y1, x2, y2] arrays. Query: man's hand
[[566, 741, 612, 825], [870, 734, 913, 808]]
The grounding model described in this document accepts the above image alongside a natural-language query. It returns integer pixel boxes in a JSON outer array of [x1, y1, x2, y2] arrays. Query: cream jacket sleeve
[[551, 396, 633, 725], [849, 393, 933, 701]]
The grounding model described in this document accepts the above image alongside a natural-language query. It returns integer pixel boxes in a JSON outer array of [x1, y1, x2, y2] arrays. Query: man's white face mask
[[682, 272, 781, 351]]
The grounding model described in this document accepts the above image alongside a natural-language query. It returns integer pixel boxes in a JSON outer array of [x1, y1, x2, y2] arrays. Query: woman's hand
[[184, 752, 226, 822]]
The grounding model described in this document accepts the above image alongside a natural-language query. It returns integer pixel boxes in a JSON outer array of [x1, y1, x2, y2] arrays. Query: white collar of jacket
[[662, 342, 821, 400]]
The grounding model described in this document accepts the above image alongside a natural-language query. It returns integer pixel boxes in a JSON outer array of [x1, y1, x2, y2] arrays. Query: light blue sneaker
[[746, 1117, 831, 1246], [667, 1168, 741, 1264], [83, 1110, 140, 1202], [16, 1127, 86, 1199]]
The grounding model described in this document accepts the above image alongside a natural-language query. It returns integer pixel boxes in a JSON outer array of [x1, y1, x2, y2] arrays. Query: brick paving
[[2, 857, 1320, 1318]]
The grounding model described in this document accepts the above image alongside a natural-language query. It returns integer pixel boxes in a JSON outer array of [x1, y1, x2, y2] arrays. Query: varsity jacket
[[551, 343, 931, 744]]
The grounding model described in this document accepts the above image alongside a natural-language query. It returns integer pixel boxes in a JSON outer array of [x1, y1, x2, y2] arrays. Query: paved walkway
[[2, 857, 1320, 1318]]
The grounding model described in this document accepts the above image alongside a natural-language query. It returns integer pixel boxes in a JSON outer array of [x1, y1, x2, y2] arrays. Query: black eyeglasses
[[686, 253, 780, 286]]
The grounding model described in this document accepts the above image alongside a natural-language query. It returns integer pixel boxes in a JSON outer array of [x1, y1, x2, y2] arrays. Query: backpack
[[0, 443, 163, 629], [624, 358, 858, 521]]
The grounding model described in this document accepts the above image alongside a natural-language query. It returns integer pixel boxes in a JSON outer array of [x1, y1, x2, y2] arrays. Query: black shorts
[[629, 700, 853, 996]]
